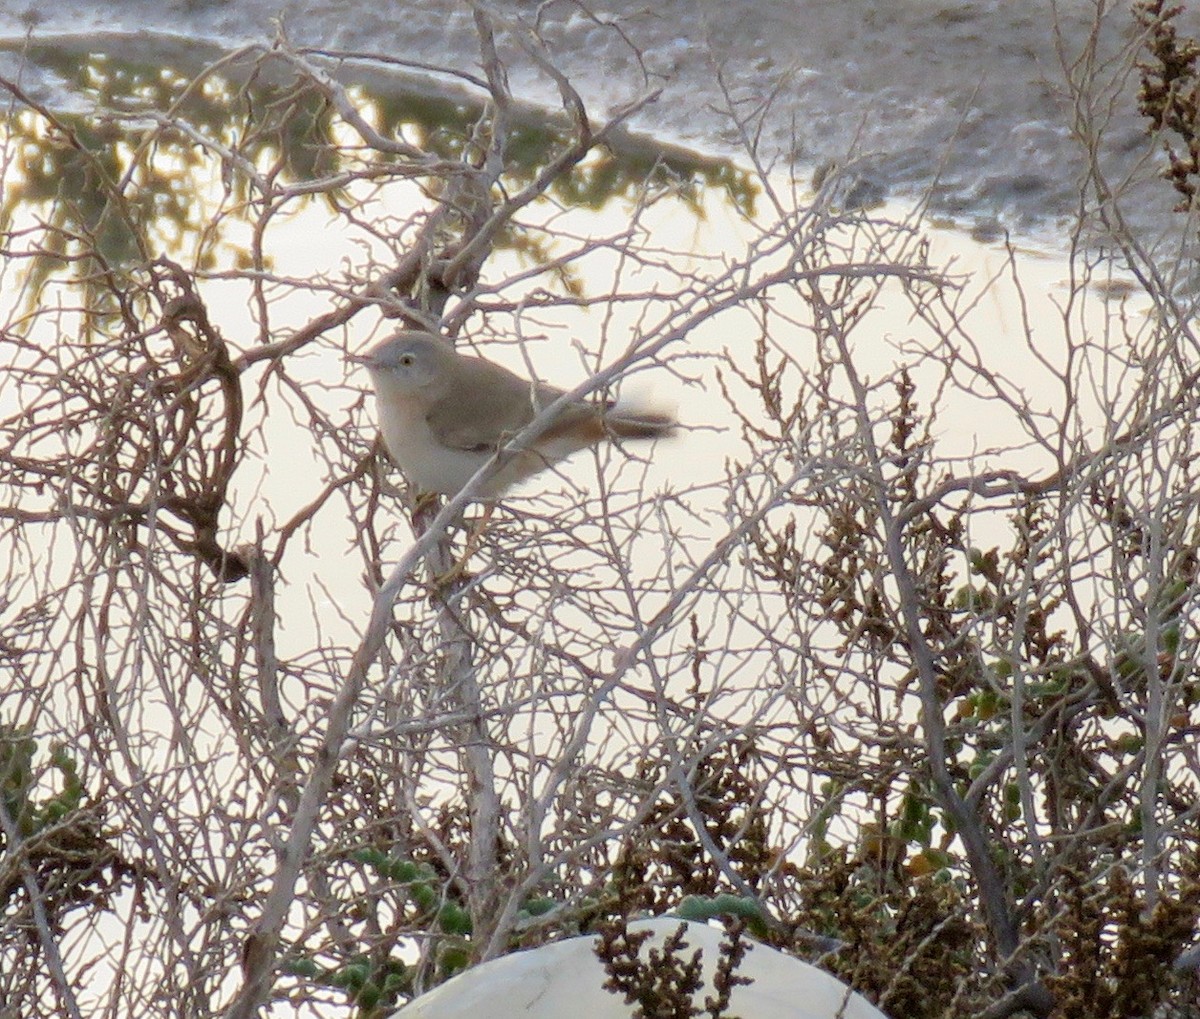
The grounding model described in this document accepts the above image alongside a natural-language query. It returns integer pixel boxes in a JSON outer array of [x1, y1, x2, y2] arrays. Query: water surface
[[4, 0, 1198, 248]]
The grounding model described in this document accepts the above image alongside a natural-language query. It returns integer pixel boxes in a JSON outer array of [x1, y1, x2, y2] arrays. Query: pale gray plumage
[[355, 330, 675, 498]]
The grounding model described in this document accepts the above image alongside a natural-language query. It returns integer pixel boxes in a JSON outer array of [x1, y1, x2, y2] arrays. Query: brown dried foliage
[[1136, 0, 1200, 209]]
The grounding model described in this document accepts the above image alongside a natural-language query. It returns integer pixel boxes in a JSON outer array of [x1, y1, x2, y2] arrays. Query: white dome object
[[392, 918, 886, 1018]]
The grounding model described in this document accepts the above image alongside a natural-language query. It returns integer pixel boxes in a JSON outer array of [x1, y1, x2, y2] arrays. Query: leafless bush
[[0, 4, 1197, 1019]]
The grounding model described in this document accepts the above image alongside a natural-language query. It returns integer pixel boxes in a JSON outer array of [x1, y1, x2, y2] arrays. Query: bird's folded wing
[[425, 364, 574, 452]]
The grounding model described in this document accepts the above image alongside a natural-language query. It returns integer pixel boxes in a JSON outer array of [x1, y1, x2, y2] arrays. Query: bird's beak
[[345, 351, 374, 367]]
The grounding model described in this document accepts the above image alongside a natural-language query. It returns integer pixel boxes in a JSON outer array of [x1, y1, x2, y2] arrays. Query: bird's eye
[[399, 354, 414, 366]]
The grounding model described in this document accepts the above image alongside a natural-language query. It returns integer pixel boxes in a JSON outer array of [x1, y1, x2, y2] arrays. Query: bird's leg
[[461, 501, 495, 563], [408, 490, 465, 594], [428, 501, 496, 591], [411, 490, 440, 516]]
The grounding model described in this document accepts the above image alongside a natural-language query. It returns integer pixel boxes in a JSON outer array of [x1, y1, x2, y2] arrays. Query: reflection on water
[[2, 40, 758, 314], [5, 1, 1200, 249]]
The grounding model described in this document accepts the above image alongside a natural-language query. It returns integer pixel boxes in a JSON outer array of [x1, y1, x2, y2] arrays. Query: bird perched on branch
[[353, 330, 675, 499]]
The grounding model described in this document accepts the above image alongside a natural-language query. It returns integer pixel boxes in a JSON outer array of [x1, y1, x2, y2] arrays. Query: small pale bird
[[353, 330, 676, 499]]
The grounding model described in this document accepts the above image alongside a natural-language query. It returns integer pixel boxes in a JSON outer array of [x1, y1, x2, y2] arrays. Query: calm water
[[2, 0, 1198, 248]]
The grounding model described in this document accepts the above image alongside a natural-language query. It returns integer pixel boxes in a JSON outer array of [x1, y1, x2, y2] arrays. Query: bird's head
[[349, 330, 455, 396]]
